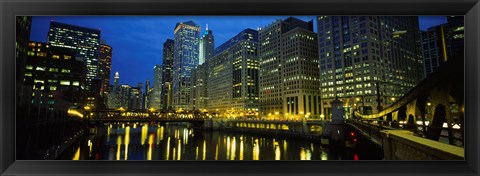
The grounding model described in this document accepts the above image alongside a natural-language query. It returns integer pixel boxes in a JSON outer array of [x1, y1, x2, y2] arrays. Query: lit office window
[[60, 80, 70, 85]]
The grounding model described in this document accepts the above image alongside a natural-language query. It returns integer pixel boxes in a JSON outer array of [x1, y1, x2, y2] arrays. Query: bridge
[[346, 50, 464, 160]]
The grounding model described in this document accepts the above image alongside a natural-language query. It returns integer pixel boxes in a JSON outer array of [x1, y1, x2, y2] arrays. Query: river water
[[58, 122, 382, 160]]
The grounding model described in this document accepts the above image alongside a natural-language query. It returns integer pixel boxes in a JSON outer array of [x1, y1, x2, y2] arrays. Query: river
[[58, 122, 382, 160]]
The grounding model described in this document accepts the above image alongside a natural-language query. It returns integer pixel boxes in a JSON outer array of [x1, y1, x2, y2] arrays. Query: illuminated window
[[25, 72, 32, 77], [27, 51, 35, 56], [52, 55, 60, 59], [34, 79, 44, 84], [48, 80, 58, 83], [26, 65, 33, 70], [61, 69, 71, 73], [64, 55, 72, 60], [72, 81, 80, 86], [36, 67, 45, 71], [60, 80, 70, 85], [50, 86, 57, 91]]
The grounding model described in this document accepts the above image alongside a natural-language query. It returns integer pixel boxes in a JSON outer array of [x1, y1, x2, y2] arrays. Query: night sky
[[30, 16, 447, 87]]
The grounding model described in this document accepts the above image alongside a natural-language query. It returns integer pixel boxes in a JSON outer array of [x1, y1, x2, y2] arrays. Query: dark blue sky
[[30, 16, 446, 87]]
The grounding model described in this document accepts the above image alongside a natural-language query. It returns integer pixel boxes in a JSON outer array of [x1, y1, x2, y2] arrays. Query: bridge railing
[[347, 117, 464, 147], [346, 118, 396, 147]]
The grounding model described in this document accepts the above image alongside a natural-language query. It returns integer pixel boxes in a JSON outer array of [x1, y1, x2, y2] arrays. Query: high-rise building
[[172, 21, 200, 110], [98, 43, 112, 95], [317, 16, 424, 117], [118, 84, 131, 109], [208, 29, 259, 116], [143, 80, 151, 109], [130, 86, 142, 110], [149, 65, 163, 109], [259, 17, 320, 119], [16, 16, 32, 108], [190, 63, 208, 111], [108, 71, 121, 109], [199, 26, 214, 65], [23, 41, 87, 110], [47, 21, 101, 91], [421, 16, 464, 76], [162, 39, 174, 110]]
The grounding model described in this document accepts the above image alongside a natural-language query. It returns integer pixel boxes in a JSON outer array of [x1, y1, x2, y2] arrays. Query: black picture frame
[[1, 0, 479, 175]]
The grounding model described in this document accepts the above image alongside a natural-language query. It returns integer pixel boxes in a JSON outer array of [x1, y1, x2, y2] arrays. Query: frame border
[[1, 0, 479, 175]]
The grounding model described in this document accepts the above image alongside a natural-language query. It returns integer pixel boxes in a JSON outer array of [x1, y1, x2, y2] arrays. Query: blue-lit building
[[172, 21, 200, 110], [199, 27, 214, 65]]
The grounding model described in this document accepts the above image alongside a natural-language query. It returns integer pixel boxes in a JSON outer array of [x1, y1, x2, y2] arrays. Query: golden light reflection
[[166, 137, 171, 160], [202, 140, 206, 160], [116, 136, 122, 160], [275, 143, 281, 160], [253, 139, 259, 160], [147, 134, 154, 160], [300, 148, 306, 160], [215, 144, 219, 160], [239, 138, 244, 160], [226, 136, 231, 159], [157, 126, 164, 144], [141, 124, 148, 145], [87, 139, 93, 157], [230, 136, 236, 160], [306, 148, 312, 160], [177, 139, 182, 160], [124, 126, 130, 160], [195, 146, 199, 160], [321, 150, 328, 160], [72, 146, 80, 160], [107, 124, 111, 142]]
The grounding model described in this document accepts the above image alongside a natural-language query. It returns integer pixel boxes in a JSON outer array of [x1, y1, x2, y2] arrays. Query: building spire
[[206, 24, 208, 31], [115, 71, 119, 79]]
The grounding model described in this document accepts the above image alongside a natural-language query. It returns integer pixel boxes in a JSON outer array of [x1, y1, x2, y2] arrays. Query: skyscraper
[[47, 21, 101, 91], [108, 71, 121, 109], [16, 16, 32, 109], [172, 21, 200, 110], [190, 64, 208, 111], [208, 29, 259, 116], [24, 41, 87, 110], [317, 16, 424, 117], [259, 17, 320, 119], [149, 64, 163, 109], [98, 42, 112, 95], [421, 16, 464, 76], [162, 39, 174, 110], [199, 26, 214, 65]]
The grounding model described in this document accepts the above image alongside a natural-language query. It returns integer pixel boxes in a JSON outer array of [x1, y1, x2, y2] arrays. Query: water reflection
[[59, 122, 380, 160]]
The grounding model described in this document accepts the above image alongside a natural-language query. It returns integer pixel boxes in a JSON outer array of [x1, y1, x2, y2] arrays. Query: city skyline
[[30, 16, 447, 86]]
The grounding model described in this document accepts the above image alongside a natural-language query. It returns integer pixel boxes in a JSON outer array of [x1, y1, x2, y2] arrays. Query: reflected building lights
[[230, 136, 236, 160], [165, 137, 171, 160], [116, 136, 122, 160], [72, 146, 81, 160], [147, 134, 154, 160], [124, 126, 130, 160], [202, 140, 207, 160]]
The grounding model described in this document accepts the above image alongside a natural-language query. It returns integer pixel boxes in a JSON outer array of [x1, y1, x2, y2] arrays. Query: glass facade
[[172, 21, 200, 110]]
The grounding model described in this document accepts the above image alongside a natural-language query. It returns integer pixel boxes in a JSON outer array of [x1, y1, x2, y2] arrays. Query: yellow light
[[356, 98, 360, 101], [84, 106, 90, 110], [427, 102, 431, 106], [275, 112, 279, 115]]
